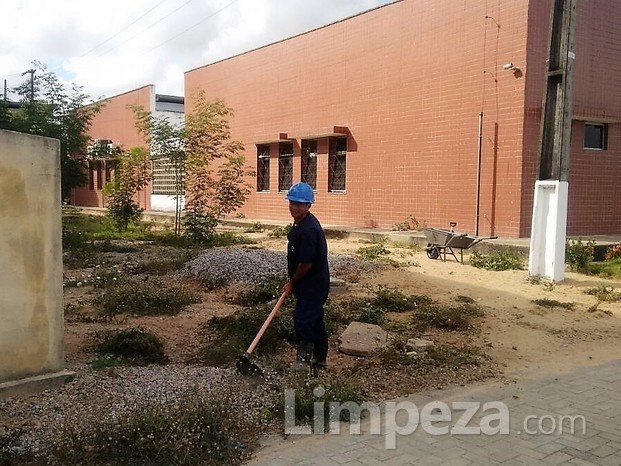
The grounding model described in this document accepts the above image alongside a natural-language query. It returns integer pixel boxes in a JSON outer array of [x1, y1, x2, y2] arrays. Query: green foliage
[[378, 341, 484, 369], [104, 147, 151, 231], [183, 92, 253, 240], [0, 61, 102, 199], [48, 398, 243, 466], [356, 243, 390, 261], [392, 214, 423, 231], [97, 279, 201, 316], [469, 250, 524, 271], [198, 303, 295, 366], [91, 327, 168, 366], [244, 222, 263, 233], [183, 211, 218, 244], [280, 375, 365, 431], [413, 303, 484, 331], [372, 286, 432, 312], [229, 275, 287, 306], [605, 244, 621, 261], [268, 224, 293, 237], [565, 239, 595, 273]]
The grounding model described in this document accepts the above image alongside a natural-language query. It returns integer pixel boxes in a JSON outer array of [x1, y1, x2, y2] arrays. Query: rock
[[406, 338, 435, 351], [339, 322, 388, 356]]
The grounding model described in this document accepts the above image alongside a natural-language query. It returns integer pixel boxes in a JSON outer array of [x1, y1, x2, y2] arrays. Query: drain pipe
[[475, 112, 483, 236]]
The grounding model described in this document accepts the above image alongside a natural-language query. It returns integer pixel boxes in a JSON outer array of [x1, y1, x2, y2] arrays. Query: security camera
[[503, 63, 514, 70]]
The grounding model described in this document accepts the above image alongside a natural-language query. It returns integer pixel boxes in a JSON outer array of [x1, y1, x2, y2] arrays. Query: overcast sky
[[1, 0, 395, 102]]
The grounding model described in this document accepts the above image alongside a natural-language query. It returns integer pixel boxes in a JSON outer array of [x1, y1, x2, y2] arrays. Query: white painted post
[[528, 180, 568, 282]]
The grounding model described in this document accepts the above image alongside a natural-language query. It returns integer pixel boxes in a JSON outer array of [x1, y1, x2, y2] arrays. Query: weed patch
[[469, 250, 524, 271], [268, 224, 293, 237], [585, 286, 621, 302], [532, 299, 576, 310], [90, 327, 168, 367], [356, 244, 390, 261], [97, 279, 201, 316], [413, 303, 484, 331], [372, 286, 432, 311]]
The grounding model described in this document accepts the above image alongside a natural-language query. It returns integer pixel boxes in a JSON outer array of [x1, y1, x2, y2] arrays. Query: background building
[[184, 0, 620, 238], [71, 85, 184, 212]]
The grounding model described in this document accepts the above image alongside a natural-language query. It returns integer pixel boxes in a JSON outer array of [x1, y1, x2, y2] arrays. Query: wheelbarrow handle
[[245, 291, 288, 355]]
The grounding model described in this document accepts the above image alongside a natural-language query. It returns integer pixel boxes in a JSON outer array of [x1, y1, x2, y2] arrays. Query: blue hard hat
[[285, 182, 315, 203]]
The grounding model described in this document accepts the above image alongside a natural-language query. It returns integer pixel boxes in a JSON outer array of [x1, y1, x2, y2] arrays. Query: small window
[[328, 137, 346, 192], [584, 123, 607, 150], [278, 142, 293, 192], [301, 140, 318, 190], [257, 145, 270, 192]]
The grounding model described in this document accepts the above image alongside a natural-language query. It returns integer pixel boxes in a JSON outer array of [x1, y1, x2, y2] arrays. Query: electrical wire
[[143, 0, 239, 55], [97, 0, 196, 57], [80, 0, 169, 57]]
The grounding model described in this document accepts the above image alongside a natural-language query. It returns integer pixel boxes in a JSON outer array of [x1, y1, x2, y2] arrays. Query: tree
[[103, 147, 151, 231], [131, 105, 186, 235], [129, 91, 253, 242], [0, 61, 102, 200], [183, 91, 253, 243]]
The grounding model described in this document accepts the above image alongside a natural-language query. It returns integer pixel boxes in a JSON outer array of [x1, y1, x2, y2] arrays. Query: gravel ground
[[0, 363, 282, 459], [183, 247, 381, 285]]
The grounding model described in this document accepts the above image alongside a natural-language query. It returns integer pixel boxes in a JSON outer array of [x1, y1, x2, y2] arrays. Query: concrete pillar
[[0, 129, 73, 398]]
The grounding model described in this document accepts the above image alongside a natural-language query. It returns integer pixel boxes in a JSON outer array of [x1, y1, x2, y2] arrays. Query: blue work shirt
[[287, 212, 330, 303]]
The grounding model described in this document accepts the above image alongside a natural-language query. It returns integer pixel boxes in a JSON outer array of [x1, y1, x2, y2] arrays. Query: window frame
[[328, 137, 347, 192], [584, 122, 608, 150], [256, 144, 270, 192], [301, 139, 318, 190], [278, 142, 294, 192]]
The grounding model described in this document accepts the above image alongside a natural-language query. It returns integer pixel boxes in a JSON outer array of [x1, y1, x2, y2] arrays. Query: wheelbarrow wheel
[[426, 244, 440, 260]]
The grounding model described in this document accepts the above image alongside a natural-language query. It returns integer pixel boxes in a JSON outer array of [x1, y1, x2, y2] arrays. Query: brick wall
[[185, 0, 532, 237], [71, 85, 153, 210], [181, 0, 620, 237]]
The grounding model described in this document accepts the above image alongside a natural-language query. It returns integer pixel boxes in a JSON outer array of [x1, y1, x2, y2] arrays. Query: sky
[[1, 0, 395, 102]]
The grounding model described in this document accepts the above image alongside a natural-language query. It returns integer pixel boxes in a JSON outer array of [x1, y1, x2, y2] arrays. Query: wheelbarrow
[[423, 223, 497, 263]]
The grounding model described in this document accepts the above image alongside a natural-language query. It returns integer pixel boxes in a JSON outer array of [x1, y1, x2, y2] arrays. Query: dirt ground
[[63, 230, 621, 388]]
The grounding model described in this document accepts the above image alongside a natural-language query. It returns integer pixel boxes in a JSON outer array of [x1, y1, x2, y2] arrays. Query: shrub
[[268, 223, 293, 237], [97, 279, 201, 316], [566, 239, 594, 273], [356, 244, 390, 261], [413, 303, 484, 331], [469, 250, 524, 271], [605, 244, 621, 261], [372, 286, 432, 312], [91, 327, 168, 366], [183, 212, 219, 244]]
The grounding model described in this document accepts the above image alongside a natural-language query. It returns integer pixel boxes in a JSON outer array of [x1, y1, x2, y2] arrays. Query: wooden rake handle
[[246, 291, 288, 355]]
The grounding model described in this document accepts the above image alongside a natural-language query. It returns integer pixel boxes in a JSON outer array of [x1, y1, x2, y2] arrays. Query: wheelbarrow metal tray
[[423, 228, 474, 248]]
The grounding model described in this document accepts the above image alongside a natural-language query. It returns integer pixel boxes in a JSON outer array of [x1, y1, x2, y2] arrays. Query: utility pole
[[528, 0, 578, 282], [21, 68, 35, 102]]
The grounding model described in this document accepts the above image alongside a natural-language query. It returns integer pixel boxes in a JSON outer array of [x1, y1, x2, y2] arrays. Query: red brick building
[[71, 85, 184, 212], [185, 0, 621, 238]]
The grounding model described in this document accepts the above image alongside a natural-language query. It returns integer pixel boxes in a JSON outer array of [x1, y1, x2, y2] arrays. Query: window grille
[[257, 145, 270, 191], [152, 157, 184, 195], [328, 137, 346, 192], [301, 140, 318, 189], [279, 142, 293, 192]]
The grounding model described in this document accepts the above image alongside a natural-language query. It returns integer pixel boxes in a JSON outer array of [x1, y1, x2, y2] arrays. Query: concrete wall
[[0, 130, 69, 395]]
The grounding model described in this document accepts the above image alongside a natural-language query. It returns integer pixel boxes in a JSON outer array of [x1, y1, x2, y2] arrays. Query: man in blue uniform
[[282, 182, 330, 372]]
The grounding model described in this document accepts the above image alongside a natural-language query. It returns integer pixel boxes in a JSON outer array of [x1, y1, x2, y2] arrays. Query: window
[[152, 157, 184, 195], [278, 142, 293, 192], [584, 123, 607, 150], [328, 137, 347, 192], [301, 140, 318, 189], [256, 145, 270, 191]]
